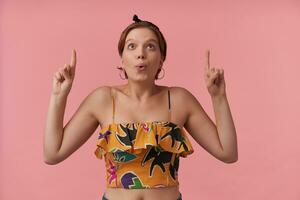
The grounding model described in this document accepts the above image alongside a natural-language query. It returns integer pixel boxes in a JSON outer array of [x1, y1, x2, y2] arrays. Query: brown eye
[[147, 44, 155, 49], [128, 43, 135, 49]]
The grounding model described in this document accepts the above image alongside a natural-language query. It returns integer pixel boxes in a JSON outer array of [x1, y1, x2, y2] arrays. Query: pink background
[[1, 0, 300, 199]]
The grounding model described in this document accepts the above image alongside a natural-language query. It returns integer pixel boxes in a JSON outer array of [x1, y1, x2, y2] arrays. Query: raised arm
[[43, 89, 101, 165], [183, 50, 238, 163], [43, 49, 109, 165]]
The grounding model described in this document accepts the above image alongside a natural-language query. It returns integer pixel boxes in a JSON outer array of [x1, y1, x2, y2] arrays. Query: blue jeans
[[102, 192, 182, 200]]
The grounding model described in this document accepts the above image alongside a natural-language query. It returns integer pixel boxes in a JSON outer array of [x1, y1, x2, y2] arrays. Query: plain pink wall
[[1, 0, 300, 199]]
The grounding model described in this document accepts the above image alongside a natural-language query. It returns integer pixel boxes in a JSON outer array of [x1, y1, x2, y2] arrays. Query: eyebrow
[[125, 38, 158, 44]]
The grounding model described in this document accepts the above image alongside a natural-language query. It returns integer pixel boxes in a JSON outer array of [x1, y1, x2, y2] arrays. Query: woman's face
[[121, 27, 163, 82]]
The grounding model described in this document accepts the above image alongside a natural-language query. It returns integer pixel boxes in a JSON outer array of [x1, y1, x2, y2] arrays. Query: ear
[[160, 60, 163, 67]]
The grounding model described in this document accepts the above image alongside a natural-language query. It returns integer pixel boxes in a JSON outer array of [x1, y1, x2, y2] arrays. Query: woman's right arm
[[43, 50, 108, 165], [44, 91, 102, 165]]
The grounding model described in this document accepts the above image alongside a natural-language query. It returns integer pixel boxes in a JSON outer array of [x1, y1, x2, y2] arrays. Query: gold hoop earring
[[155, 67, 165, 80], [117, 66, 127, 80]]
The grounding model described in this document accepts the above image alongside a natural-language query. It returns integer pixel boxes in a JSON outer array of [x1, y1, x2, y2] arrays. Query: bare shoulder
[[168, 86, 196, 101], [84, 86, 111, 105], [89, 85, 112, 100], [83, 85, 112, 120], [168, 86, 198, 124], [169, 86, 205, 116]]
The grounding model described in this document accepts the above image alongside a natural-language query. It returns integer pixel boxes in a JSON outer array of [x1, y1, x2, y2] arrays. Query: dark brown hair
[[118, 16, 167, 62]]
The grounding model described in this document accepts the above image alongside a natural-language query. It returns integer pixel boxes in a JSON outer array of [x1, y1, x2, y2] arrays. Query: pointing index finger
[[70, 49, 77, 68], [206, 49, 210, 69]]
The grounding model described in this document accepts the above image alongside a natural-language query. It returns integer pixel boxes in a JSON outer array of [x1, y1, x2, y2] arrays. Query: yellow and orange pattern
[[94, 121, 194, 189]]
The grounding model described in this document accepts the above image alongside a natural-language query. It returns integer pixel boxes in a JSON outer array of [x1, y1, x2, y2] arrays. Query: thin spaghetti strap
[[167, 87, 171, 122], [110, 87, 115, 124]]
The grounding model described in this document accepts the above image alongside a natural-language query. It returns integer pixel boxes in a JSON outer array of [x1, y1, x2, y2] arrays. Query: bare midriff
[[104, 185, 181, 200]]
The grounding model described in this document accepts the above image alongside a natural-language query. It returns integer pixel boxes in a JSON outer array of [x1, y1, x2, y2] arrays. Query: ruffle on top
[[94, 121, 194, 159]]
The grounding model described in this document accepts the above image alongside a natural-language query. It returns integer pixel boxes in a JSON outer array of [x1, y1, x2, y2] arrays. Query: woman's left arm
[[211, 94, 238, 163], [183, 50, 238, 163], [206, 50, 238, 162]]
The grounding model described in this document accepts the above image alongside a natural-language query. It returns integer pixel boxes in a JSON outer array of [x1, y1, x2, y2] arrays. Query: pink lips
[[135, 64, 147, 71]]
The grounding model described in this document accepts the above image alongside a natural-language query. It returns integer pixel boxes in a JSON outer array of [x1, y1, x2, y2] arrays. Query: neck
[[124, 80, 159, 102]]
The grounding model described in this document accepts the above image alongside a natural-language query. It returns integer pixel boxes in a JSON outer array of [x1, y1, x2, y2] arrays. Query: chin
[[132, 75, 153, 82]]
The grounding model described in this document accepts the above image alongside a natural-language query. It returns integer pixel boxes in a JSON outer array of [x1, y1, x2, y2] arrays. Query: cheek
[[121, 54, 132, 65], [122, 51, 135, 61], [151, 56, 162, 66]]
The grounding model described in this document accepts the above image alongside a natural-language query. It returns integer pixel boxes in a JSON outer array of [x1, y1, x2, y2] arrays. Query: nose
[[138, 55, 145, 59], [136, 47, 145, 59]]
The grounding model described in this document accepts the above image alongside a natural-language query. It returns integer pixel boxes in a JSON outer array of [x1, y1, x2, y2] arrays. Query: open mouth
[[136, 65, 147, 70]]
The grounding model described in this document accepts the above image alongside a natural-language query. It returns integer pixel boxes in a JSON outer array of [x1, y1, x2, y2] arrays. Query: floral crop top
[[94, 87, 194, 189]]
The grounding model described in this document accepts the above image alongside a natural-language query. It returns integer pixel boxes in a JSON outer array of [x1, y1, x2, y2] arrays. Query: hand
[[52, 49, 77, 96], [204, 50, 226, 98]]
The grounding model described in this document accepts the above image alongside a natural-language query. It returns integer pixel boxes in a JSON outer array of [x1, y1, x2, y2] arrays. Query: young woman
[[44, 14, 238, 200]]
